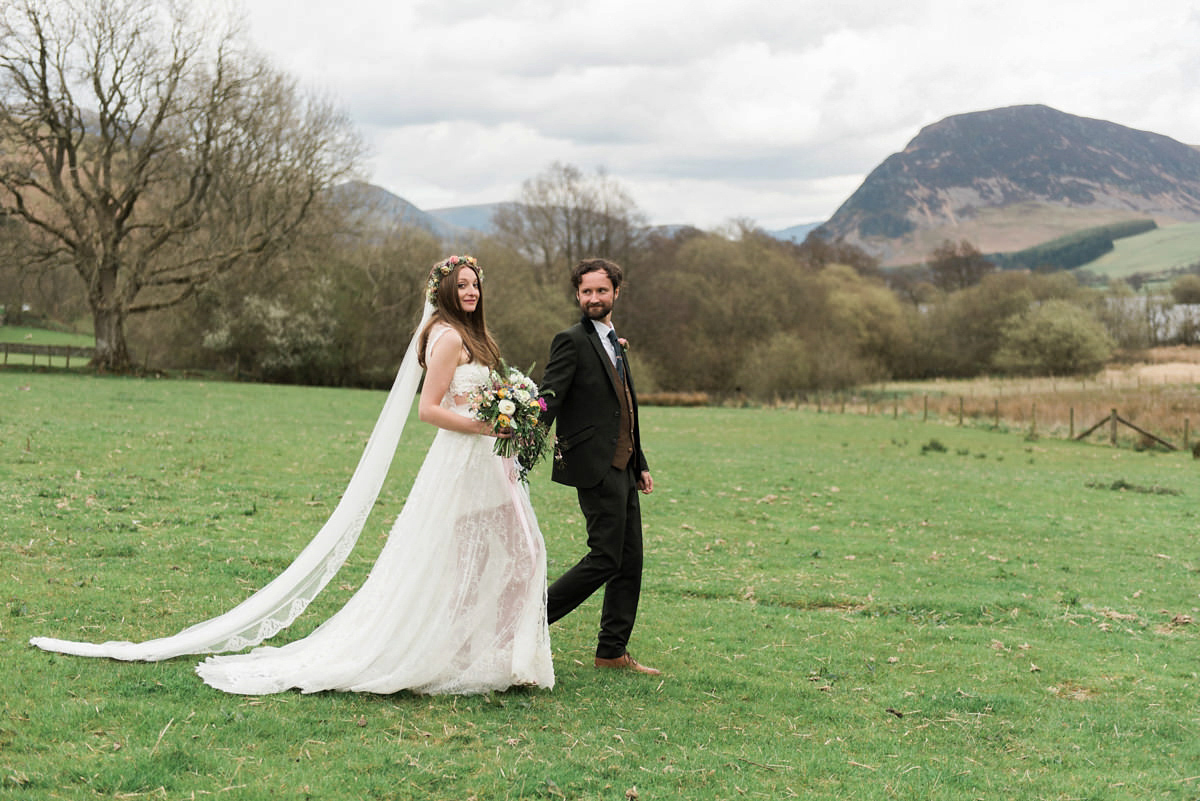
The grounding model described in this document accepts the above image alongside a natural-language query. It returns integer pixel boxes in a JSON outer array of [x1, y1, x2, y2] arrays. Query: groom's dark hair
[[571, 258, 623, 290]]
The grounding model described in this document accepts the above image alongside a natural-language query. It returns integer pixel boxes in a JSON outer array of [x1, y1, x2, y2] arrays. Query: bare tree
[[492, 162, 647, 286], [927, 239, 996, 293], [0, 0, 363, 370]]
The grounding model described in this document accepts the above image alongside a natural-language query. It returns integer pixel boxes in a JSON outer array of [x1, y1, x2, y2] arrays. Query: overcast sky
[[240, 0, 1200, 231]]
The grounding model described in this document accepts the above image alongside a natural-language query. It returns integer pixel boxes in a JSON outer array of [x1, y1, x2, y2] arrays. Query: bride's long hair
[[418, 260, 502, 369]]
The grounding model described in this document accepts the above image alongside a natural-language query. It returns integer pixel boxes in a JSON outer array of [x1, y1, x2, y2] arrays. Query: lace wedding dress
[[32, 315, 554, 695]]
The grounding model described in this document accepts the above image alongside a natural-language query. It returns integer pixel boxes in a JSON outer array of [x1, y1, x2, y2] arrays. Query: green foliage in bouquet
[[470, 363, 551, 482]]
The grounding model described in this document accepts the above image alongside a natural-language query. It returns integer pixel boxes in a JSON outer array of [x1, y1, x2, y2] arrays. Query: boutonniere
[[617, 337, 629, 351]]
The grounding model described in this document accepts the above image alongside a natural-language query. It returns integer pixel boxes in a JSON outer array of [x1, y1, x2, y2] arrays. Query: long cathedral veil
[[29, 304, 435, 661]]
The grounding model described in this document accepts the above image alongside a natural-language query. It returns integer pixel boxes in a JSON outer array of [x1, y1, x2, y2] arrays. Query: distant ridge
[[770, 221, 822, 243], [332, 181, 475, 241], [427, 204, 502, 235], [336, 184, 814, 245], [815, 105, 1200, 266]]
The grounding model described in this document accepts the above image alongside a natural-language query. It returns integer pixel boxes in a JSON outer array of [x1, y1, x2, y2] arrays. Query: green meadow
[[1078, 221, 1200, 279], [2, 372, 1198, 800], [0, 326, 94, 347], [0, 327, 95, 370]]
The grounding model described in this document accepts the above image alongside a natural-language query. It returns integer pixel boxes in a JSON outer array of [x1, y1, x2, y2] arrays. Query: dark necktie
[[606, 329, 626, 384]]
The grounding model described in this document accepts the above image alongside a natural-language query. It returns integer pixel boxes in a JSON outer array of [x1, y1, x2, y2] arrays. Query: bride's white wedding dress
[[31, 316, 554, 695], [198, 331, 553, 694]]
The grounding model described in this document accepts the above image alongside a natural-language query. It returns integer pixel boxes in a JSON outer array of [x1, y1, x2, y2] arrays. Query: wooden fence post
[[923, 395, 928, 422], [1069, 407, 1074, 439], [1110, 409, 1118, 446], [1030, 402, 1037, 438], [993, 399, 999, 429], [958, 397, 964, 426], [1185, 418, 1190, 450]]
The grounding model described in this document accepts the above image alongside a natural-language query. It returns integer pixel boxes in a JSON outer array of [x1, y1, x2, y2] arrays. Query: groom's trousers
[[546, 462, 643, 659]]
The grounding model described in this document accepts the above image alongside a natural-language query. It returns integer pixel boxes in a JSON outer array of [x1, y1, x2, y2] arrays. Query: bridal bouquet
[[471, 364, 551, 483]]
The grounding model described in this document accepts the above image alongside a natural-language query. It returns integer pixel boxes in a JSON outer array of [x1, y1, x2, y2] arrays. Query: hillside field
[[1075, 220, 1200, 279], [3, 371, 1198, 800]]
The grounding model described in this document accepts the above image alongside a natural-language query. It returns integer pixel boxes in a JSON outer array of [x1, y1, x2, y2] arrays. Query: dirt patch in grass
[[1048, 681, 1098, 701]]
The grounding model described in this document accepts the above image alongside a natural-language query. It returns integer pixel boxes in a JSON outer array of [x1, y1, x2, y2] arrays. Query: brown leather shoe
[[594, 653, 661, 675]]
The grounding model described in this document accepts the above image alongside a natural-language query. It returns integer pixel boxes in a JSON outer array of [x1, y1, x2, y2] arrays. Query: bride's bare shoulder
[[425, 323, 468, 365]]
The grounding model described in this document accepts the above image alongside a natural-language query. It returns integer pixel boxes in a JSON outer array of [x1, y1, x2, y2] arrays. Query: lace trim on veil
[[29, 305, 436, 662]]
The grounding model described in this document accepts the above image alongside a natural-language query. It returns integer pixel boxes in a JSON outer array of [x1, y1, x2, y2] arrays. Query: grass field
[[1077, 221, 1200, 279], [0, 325, 94, 346], [0, 326, 96, 370], [3, 372, 1199, 799]]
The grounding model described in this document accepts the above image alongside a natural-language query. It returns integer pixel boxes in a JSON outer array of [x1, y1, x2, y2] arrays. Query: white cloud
[[240, 0, 1200, 230]]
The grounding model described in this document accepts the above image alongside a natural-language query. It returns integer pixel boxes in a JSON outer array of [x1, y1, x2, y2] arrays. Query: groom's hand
[[637, 471, 653, 494]]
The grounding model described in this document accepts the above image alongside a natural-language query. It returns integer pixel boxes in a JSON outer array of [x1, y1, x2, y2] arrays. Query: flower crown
[[427, 255, 481, 306]]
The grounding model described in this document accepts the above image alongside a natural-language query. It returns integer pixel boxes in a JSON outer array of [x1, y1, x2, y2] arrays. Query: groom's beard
[[581, 300, 612, 320]]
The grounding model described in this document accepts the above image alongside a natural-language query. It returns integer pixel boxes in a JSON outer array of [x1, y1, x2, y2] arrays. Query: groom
[[539, 258, 659, 675]]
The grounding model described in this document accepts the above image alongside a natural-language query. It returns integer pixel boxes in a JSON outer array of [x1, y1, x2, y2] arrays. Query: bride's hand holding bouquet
[[470, 364, 551, 483]]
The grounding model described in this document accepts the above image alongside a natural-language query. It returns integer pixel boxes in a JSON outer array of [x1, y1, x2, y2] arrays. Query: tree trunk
[[91, 306, 132, 372]]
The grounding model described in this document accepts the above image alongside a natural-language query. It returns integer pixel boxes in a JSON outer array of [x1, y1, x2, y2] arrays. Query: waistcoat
[[611, 359, 635, 470]]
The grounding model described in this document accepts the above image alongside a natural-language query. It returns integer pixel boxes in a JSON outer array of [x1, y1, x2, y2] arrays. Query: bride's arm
[[418, 327, 494, 435]]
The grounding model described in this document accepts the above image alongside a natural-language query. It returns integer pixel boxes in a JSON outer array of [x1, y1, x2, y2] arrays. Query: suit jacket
[[540, 316, 649, 489]]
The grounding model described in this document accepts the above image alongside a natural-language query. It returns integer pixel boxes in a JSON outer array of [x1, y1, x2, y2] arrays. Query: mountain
[[427, 204, 503, 234], [340, 182, 822, 246], [815, 105, 1200, 266], [342, 183, 821, 245], [769, 221, 822, 243], [333, 181, 476, 241]]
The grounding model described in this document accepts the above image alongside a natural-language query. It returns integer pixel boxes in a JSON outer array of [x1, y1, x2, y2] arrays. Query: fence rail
[[2, 342, 95, 368], [1075, 408, 1178, 450], [805, 391, 1194, 454]]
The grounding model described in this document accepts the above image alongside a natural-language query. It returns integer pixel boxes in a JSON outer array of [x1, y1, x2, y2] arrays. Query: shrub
[[639, 391, 710, 407], [992, 299, 1114, 376], [1170, 274, 1200, 305], [203, 293, 342, 384], [734, 332, 813, 399]]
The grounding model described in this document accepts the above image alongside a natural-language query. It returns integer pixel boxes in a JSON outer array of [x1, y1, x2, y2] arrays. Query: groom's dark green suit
[[540, 314, 650, 660]]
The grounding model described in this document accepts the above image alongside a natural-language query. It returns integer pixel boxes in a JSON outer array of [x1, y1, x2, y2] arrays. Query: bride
[[31, 255, 554, 695]]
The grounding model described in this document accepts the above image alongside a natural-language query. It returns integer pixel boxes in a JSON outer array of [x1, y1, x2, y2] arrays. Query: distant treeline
[[989, 219, 1158, 272]]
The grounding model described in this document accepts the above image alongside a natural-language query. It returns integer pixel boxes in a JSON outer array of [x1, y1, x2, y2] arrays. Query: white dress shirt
[[590, 319, 620, 368]]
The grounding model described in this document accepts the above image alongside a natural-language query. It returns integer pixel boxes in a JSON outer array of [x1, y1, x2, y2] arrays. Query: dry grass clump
[[1139, 346, 1200, 365], [827, 348, 1200, 448], [916, 385, 1200, 444], [640, 391, 710, 406]]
